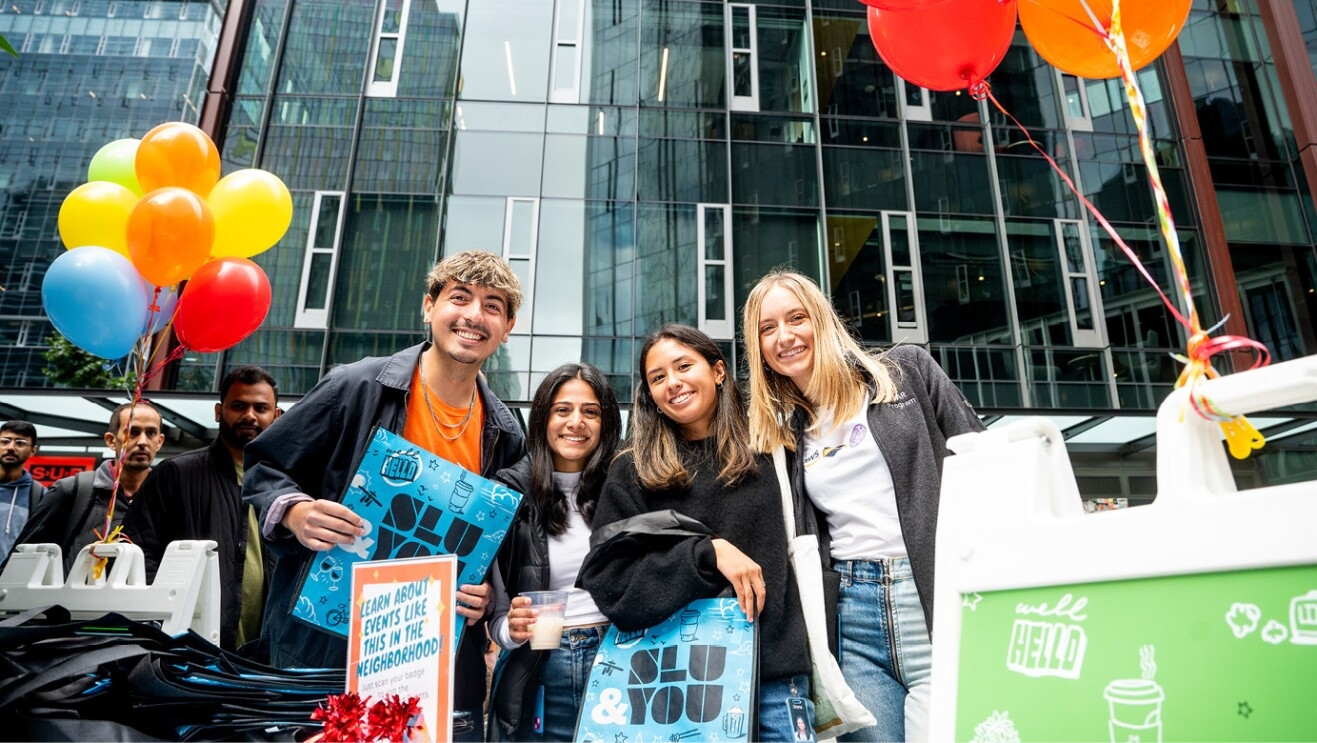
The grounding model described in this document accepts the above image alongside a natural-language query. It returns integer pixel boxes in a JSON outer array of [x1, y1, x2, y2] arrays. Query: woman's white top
[[801, 396, 909, 561], [491, 471, 607, 649]]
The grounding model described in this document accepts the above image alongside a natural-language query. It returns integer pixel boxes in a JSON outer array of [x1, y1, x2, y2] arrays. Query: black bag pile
[[0, 608, 344, 742]]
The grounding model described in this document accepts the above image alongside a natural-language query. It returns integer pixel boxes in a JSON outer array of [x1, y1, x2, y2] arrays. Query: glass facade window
[[2, 0, 1314, 476], [1178, 1, 1317, 362], [0, 0, 220, 386]]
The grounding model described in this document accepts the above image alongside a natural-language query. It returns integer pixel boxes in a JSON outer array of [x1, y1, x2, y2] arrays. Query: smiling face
[[545, 378, 603, 473], [423, 281, 515, 369], [756, 284, 816, 393], [644, 337, 726, 441]]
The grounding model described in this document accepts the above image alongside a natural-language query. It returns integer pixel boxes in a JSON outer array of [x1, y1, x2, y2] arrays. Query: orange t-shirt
[[402, 366, 484, 474]]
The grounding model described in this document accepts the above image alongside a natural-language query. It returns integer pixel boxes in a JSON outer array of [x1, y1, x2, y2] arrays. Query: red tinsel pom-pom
[[367, 694, 423, 742], [311, 692, 371, 742]]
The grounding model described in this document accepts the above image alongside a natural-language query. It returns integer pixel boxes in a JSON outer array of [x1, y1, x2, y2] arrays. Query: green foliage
[[0, 34, 17, 58], [41, 334, 138, 390]]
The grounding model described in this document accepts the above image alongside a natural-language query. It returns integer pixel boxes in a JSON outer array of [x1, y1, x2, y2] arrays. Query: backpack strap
[[27, 479, 46, 508], [61, 471, 99, 549]]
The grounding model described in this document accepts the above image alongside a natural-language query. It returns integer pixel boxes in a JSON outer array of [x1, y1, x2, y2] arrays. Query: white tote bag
[[773, 446, 877, 739]]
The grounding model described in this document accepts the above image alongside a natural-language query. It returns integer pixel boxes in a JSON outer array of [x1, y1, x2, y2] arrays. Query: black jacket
[[582, 442, 811, 682], [787, 345, 984, 642], [9, 462, 120, 574], [488, 455, 551, 739], [243, 342, 526, 713], [122, 439, 272, 652]]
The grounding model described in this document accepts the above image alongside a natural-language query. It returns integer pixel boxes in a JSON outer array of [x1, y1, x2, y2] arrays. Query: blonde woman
[[743, 271, 984, 742]]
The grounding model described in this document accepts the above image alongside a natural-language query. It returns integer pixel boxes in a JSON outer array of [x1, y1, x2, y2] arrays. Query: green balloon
[[87, 138, 144, 196]]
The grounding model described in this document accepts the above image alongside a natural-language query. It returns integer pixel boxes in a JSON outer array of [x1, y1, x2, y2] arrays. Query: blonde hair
[[425, 250, 523, 318], [743, 270, 899, 453], [626, 324, 757, 490]]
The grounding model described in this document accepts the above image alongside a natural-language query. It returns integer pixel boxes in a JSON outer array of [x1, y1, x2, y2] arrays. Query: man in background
[[12, 402, 164, 573], [0, 420, 44, 559], [124, 366, 281, 655]]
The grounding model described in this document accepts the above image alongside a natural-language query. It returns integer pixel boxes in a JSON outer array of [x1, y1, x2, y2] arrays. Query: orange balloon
[[135, 122, 221, 196], [127, 187, 215, 287], [1020, 0, 1192, 79]]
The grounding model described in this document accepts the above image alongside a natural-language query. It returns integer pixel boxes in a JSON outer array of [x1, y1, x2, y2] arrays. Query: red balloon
[[868, 0, 1018, 92], [174, 258, 271, 353], [857, 0, 951, 9]]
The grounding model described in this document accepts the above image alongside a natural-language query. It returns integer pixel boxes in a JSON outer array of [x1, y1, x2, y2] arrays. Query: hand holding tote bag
[[773, 446, 877, 739]]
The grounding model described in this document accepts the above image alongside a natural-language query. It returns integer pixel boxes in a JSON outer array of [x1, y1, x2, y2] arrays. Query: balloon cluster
[[863, 0, 1192, 92], [45, 122, 290, 358]]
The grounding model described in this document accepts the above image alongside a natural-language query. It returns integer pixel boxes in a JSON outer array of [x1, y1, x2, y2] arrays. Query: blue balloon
[[42, 247, 149, 359], [141, 281, 180, 335]]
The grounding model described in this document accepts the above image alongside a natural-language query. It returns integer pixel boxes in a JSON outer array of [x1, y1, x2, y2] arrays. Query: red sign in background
[[26, 455, 98, 486]]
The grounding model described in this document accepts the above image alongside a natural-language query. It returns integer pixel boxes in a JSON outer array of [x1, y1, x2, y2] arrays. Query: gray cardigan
[[786, 344, 984, 645]]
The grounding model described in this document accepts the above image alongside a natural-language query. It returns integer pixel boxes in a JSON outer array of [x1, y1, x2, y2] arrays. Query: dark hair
[[220, 365, 279, 403], [527, 363, 621, 536], [628, 324, 756, 490], [0, 420, 38, 446], [108, 400, 160, 434]]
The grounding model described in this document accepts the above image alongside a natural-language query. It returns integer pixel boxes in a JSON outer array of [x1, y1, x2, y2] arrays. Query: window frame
[[365, 0, 412, 98], [1056, 218, 1103, 348], [726, 3, 759, 112], [503, 197, 540, 335], [697, 203, 734, 340], [882, 211, 928, 344], [548, 0, 586, 103], [1057, 70, 1093, 132], [898, 79, 931, 122], [294, 191, 347, 330]]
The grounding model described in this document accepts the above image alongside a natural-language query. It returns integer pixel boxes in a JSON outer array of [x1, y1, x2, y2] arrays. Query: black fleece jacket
[[584, 439, 810, 682], [122, 439, 272, 653]]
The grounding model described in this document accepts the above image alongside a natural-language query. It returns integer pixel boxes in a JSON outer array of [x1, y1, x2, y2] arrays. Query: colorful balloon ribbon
[[973, 0, 1272, 458]]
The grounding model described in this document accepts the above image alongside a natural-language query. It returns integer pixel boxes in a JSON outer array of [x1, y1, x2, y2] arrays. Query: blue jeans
[[517, 625, 604, 742], [835, 558, 932, 743], [758, 674, 814, 742]]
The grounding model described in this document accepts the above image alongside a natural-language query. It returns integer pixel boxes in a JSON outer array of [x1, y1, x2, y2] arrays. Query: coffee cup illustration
[[449, 471, 473, 513], [1104, 679, 1163, 742], [722, 706, 746, 739], [680, 609, 701, 641]]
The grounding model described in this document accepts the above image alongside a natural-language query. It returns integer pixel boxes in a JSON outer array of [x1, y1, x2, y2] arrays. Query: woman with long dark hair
[[488, 363, 622, 741], [581, 324, 814, 741]]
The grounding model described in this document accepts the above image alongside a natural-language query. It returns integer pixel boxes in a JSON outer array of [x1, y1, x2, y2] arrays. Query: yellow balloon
[[58, 181, 140, 256], [208, 169, 294, 258]]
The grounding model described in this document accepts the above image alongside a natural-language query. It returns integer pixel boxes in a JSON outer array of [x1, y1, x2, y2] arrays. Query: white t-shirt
[[547, 472, 607, 628], [801, 397, 908, 561], [491, 471, 606, 649]]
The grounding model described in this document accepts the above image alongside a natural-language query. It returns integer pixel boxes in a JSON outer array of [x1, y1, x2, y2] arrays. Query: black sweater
[[586, 439, 810, 682]]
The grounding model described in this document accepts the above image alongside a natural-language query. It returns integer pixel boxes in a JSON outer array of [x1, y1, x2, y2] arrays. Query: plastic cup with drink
[[521, 590, 569, 650]]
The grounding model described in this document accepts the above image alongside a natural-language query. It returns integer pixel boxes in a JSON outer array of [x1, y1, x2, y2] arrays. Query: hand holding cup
[[507, 596, 536, 645], [519, 590, 569, 650]]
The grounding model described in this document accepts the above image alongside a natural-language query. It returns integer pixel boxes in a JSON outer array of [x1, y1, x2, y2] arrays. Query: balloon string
[[1105, 0, 1268, 445], [977, 83, 1188, 328], [974, 29, 1270, 456], [92, 312, 184, 579], [1104, 0, 1197, 330]]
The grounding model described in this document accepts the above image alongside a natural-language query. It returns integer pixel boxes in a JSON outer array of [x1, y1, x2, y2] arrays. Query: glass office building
[[0, 0, 221, 385], [3, 0, 1317, 494]]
